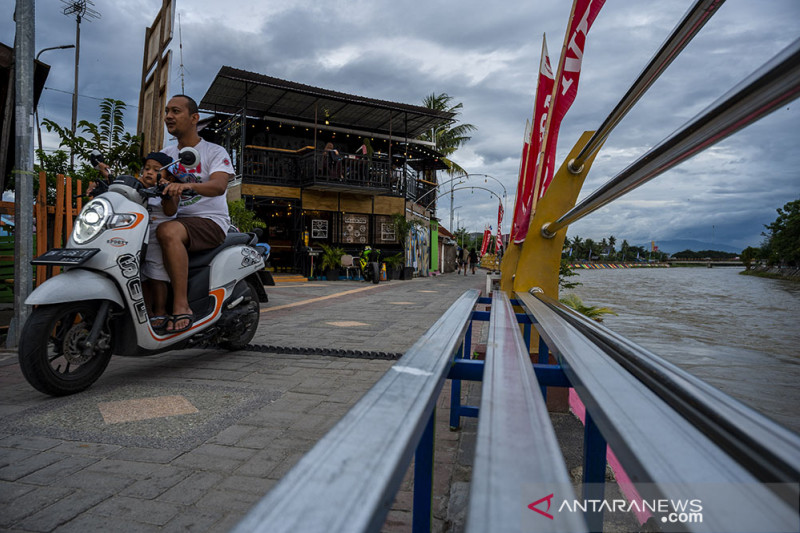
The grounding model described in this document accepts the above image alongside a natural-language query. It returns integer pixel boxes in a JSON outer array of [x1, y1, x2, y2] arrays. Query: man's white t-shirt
[[161, 139, 233, 233]]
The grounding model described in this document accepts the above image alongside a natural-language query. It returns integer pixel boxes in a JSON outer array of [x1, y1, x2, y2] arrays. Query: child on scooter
[[139, 152, 180, 332], [94, 152, 179, 332]]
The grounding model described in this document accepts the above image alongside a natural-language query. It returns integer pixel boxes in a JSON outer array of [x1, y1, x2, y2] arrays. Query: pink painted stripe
[[568, 389, 651, 524]]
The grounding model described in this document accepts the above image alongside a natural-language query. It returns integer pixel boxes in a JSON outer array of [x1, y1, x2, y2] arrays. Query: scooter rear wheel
[[218, 279, 260, 350], [19, 301, 113, 396]]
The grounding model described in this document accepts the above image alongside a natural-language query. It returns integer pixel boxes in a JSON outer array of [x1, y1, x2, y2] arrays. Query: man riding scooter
[[158, 94, 234, 333]]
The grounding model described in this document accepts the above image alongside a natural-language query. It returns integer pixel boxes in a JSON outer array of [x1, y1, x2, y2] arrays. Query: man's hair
[[171, 94, 199, 115]]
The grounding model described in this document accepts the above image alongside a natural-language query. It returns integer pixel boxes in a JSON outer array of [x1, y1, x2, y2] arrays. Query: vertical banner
[[536, 0, 605, 201], [480, 227, 492, 256], [496, 202, 504, 252], [510, 119, 531, 241], [512, 35, 554, 243]]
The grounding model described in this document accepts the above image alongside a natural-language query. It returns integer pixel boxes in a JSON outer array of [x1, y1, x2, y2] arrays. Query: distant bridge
[[668, 258, 743, 267]]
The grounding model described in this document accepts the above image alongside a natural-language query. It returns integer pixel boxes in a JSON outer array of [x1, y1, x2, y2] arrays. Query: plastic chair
[[340, 254, 359, 280]]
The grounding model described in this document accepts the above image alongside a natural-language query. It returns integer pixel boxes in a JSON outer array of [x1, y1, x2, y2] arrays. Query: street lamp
[[428, 185, 504, 249], [35, 45, 75, 164], [458, 173, 508, 233], [61, 0, 101, 171]]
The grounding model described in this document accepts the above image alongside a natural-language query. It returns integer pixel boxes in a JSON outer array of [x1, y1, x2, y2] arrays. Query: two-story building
[[194, 66, 454, 275]]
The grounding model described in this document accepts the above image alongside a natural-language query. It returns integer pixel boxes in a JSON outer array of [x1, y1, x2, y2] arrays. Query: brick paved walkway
[[0, 272, 490, 532]]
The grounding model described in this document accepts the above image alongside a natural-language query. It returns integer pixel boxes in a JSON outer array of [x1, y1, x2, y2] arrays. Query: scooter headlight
[[73, 198, 112, 244]]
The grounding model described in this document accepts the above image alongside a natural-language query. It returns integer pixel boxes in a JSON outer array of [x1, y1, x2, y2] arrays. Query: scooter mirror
[[178, 146, 200, 170], [89, 149, 105, 169]]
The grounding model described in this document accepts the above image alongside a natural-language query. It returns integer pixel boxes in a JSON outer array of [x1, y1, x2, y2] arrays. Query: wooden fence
[[0, 172, 82, 302]]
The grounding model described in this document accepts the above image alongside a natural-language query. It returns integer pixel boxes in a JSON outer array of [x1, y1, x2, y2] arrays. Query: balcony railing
[[299, 152, 396, 194], [242, 146, 301, 187], [241, 146, 443, 206]]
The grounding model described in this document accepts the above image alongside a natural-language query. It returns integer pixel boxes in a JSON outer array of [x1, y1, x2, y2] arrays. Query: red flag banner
[[511, 35, 554, 243], [538, 0, 605, 199], [510, 119, 531, 241], [496, 202, 504, 251], [480, 227, 492, 256]]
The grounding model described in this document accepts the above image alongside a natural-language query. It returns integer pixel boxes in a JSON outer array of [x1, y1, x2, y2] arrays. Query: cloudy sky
[[4, 0, 799, 250]]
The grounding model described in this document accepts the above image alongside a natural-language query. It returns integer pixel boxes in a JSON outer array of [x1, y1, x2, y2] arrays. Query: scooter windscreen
[[108, 175, 147, 205]]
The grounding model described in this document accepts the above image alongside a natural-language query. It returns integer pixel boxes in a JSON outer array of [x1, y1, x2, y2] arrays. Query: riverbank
[[568, 262, 669, 269], [740, 265, 800, 281]]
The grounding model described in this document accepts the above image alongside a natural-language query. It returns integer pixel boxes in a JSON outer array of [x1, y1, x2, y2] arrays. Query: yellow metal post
[[503, 131, 602, 412], [506, 131, 602, 297]]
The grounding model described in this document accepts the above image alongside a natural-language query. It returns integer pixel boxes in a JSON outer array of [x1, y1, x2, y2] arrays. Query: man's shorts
[[173, 217, 226, 252]]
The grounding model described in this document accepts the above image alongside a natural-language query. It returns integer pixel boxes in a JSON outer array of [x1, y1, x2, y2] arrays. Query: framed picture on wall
[[342, 214, 369, 244], [312, 219, 329, 239]]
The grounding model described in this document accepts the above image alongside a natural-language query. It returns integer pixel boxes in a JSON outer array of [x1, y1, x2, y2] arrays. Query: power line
[[42, 86, 139, 109]]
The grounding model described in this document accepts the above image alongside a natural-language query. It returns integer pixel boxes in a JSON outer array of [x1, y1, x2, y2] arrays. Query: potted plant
[[319, 243, 345, 280], [383, 252, 404, 280], [391, 213, 422, 280]]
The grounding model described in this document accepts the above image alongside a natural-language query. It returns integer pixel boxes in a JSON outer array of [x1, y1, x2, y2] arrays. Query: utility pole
[[10, 0, 35, 347], [61, 0, 100, 171]]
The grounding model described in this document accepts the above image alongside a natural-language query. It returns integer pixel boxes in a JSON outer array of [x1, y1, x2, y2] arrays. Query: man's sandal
[[166, 313, 194, 334], [150, 316, 169, 333]]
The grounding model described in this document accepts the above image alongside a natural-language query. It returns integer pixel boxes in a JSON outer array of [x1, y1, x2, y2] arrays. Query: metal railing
[[236, 3, 800, 532], [513, 290, 800, 532], [543, 35, 800, 237], [524, 290, 800, 496], [567, 0, 726, 173], [298, 152, 393, 192], [232, 290, 481, 533]]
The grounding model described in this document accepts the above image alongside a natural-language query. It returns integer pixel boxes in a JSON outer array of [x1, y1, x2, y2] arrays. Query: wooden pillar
[[35, 172, 47, 287]]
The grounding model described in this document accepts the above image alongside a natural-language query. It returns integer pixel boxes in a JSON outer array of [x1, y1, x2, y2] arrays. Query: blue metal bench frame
[[235, 288, 800, 533]]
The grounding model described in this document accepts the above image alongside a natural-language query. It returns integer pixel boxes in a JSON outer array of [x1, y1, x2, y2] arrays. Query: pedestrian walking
[[469, 247, 478, 274]]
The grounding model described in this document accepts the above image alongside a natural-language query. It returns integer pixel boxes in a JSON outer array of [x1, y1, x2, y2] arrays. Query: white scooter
[[19, 148, 274, 396]]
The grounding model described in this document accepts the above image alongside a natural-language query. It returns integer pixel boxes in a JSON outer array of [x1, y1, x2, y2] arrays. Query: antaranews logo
[[528, 494, 554, 520], [527, 492, 704, 525]]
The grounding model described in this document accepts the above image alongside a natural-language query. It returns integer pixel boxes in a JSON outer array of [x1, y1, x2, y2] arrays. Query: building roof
[[199, 66, 455, 140]]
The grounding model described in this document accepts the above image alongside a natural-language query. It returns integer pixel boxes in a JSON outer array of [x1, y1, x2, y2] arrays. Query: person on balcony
[[355, 138, 373, 182], [324, 142, 343, 179]]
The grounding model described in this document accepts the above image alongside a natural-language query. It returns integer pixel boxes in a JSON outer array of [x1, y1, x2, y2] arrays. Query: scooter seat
[[188, 232, 253, 269]]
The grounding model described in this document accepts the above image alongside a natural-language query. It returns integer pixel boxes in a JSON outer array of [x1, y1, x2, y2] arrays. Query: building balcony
[[241, 146, 422, 198]]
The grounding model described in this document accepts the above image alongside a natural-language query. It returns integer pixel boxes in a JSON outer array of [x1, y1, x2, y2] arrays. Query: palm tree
[[620, 239, 630, 261], [418, 93, 476, 176], [584, 238, 597, 261], [570, 235, 584, 259]]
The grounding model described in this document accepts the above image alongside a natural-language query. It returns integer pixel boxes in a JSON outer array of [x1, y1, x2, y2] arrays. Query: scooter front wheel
[[19, 301, 113, 396], [369, 262, 380, 284]]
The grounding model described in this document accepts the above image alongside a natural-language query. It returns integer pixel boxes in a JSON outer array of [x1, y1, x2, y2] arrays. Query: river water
[[563, 266, 800, 434]]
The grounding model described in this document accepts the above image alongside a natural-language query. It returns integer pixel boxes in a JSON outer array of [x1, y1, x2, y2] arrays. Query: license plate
[[32, 248, 100, 266]]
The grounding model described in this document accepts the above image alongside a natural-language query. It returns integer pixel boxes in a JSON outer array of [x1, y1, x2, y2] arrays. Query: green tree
[[584, 238, 597, 260], [559, 257, 581, 290], [620, 239, 630, 261], [228, 199, 266, 232], [41, 98, 142, 179], [21, 97, 143, 202], [569, 235, 584, 259], [418, 93, 476, 176], [762, 199, 800, 266], [740, 246, 759, 270]]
